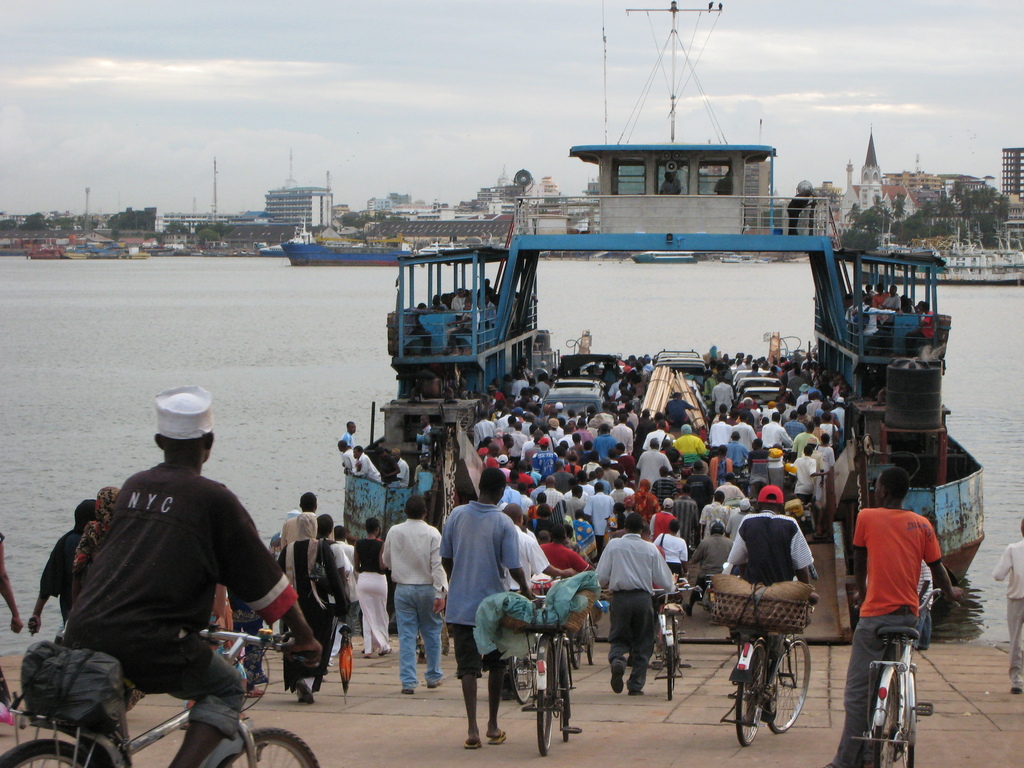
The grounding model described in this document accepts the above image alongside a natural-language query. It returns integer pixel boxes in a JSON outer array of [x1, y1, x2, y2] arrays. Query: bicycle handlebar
[[200, 628, 287, 652]]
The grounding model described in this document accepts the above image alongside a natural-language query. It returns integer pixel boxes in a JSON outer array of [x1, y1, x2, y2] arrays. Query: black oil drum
[[885, 358, 942, 430]]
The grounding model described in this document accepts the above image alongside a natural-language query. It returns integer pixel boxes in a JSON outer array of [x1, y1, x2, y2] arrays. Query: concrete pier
[[2, 640, 1020, 766]]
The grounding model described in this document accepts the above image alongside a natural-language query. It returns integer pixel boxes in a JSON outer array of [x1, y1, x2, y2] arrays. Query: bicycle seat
[[662, 604, 686, 615], [876, 625, 920, 641]]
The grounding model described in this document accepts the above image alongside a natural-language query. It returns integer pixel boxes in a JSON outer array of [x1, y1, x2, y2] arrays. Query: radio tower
[[212, 157, 218, 222], [84, 187, 91, 234]]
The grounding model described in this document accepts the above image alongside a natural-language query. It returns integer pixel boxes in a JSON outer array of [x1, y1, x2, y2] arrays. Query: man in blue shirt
[[531, 436, 557, 479], [441, 467, 534, 749], [592, 424, 618, 462]]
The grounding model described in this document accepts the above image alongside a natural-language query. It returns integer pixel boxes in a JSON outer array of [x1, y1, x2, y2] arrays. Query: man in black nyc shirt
[[64, 386, 320, 768]]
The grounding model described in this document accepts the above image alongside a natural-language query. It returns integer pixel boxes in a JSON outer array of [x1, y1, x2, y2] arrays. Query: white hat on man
[[155, 385, 214, 439]]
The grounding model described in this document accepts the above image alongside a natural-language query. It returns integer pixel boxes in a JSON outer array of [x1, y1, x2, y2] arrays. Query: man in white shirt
[[637, 446, 672, 486], [391, 450, 410, 489], [993, 517, 1024, 694], [502, 505, 571, 588], [351, 446, 381, 483], [711, 379, 735, 415], [708, 414, 733, 448], [761, 412, 794, 450], [597, 513, 674, 695], [338, 442, 357, 474], [730, 418, 757, 451], [382, 495, 448, 694], [473, 416, 496, 447], [611, 415, 634, 456], [583, 485, 615, 555]]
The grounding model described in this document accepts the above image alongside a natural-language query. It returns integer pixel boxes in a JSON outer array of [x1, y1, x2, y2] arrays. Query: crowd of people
[[1, 362, 1019, 767]]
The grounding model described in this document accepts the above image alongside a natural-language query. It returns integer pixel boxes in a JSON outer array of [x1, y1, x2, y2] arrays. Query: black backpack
[[20, 641, 125, 733]]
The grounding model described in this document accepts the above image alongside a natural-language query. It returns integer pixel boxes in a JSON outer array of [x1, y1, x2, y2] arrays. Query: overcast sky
[[2, 0, 1020, 216]]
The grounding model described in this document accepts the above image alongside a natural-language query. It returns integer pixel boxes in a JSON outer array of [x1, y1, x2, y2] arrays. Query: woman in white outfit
[[353, 517, 391, 656]]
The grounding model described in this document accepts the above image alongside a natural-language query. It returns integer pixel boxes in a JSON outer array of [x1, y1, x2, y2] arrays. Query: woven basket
[[498, 589, 597, 634], [709, 575, 812, 634]]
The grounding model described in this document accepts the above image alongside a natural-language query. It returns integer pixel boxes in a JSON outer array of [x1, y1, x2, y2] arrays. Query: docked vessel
[[343, 3, 982, 641], [281, 225, 411, 266], [937, 237, 1024, 285], [631, 251, 697, 264]]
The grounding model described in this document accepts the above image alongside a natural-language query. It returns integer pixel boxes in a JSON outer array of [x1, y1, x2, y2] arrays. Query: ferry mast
[[626, 1, 723, 142]]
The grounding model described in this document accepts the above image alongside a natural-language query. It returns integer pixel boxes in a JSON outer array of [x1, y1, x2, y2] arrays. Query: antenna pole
[[212, 157, 218, 222], [84, 187, 90, 234], [626, 2, 723, 142], [602, 0, 609, 144]]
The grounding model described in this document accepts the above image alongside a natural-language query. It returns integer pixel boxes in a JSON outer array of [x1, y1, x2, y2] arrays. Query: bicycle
[[568, 610, 596, 670], [862, 589, 943, 768], [506, 633, 536, 706], [519, 622, 582, 757], [1, 629, 319, 768], [723, 627, 811, 746], [649, 590, 686, 701]]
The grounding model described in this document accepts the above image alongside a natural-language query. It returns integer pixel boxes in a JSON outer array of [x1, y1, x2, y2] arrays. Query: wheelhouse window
[[698, 160, 733, 195], [613, 161, 646, 195], [657, 162, 688, 195]]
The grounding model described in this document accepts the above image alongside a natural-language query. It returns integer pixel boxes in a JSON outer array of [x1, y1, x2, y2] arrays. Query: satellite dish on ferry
[[514, 169, 534, 187]]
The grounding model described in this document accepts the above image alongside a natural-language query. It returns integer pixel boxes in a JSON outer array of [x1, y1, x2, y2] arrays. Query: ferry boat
[[631, 250, 697, 264], [937, 238, 1024, 285], [343, 3, 983, 640], [281, 224, 411, 266]]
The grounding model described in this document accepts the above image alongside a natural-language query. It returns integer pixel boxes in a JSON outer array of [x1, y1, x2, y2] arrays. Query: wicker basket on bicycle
[[499, 589, 597, 634], [709, 575, 812, 634]]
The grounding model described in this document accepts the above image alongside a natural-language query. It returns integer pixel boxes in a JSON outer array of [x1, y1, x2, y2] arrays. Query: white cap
[[155, 385, 214, 439], [497, 454, 509, 464], [555, 402, 563, 410], [739, 498, 751, 511]]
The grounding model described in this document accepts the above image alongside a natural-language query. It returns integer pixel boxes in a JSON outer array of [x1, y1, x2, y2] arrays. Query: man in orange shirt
[[820, 467, 962, 768]]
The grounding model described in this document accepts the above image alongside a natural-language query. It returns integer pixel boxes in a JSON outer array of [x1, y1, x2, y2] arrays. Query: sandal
[[464, 739, 482, 750], [487, 730, 507, 745]]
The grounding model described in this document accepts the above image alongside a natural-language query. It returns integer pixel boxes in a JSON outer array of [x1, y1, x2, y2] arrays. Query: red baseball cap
[[757, 485, 784, 504]]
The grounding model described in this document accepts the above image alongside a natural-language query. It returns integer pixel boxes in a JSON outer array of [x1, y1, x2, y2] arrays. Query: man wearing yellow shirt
[[672, 425, 707, 460]]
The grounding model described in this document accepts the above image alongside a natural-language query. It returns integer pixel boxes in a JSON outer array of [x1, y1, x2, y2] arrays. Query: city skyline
[[2, 1, 1020, 215]]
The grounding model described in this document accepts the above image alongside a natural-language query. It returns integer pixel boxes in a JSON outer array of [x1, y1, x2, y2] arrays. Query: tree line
[[842, 183, 1011, 250]]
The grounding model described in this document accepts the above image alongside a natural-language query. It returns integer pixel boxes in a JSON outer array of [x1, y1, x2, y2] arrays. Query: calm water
[[1, 256, 1021, 654]]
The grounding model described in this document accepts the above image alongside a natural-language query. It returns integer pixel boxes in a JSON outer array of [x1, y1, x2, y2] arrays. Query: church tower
[[860, 130, 882, 209]]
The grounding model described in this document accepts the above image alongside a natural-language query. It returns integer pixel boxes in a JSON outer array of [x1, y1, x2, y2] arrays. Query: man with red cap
[[726, 485, 815, 591], [531, 436, 557, 479]]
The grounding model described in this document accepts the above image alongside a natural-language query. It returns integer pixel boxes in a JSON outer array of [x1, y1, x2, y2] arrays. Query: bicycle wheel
[[569, 628, 582, 671], [872, 672, 904, 768], [769, 637, 811, 733], [735, 641, 767, 746], [584, 615, 595, 666], [509, 653, 533, 705], [536, 636, 554, 756], [665, 617, 678, 701], [250, 727, 320, 768], [558, 638, 572, 742], [0, 739, 114, 768]]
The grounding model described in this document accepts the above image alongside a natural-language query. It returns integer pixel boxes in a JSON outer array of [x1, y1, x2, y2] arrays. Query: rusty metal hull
[[905, 447, 984, 582], [342, 472, 433, 539]]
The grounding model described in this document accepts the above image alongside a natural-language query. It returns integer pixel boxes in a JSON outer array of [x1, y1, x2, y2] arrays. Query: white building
[[265, 186, 332, 226], [840, 132, 917, 225]]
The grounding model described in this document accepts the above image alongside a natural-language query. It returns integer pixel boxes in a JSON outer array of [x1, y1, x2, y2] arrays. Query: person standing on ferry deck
[[993, 517, 1024, 694], [382, 495, 447, 694]]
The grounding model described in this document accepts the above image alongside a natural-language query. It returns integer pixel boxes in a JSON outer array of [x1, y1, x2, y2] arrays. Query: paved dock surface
[[2, 639, 1020, 767]]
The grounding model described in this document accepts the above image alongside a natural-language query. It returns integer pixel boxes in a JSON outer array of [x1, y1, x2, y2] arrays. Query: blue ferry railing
[[814, 308, 951, 361], [512, 194, 834, 239], [391, 303, 538, 358]]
